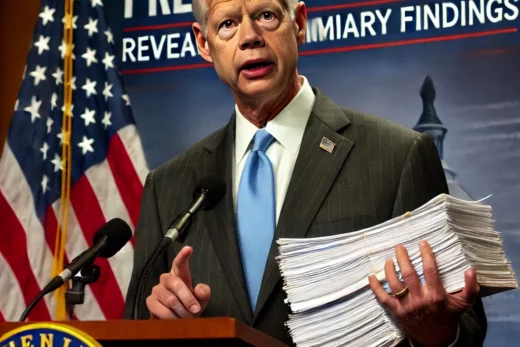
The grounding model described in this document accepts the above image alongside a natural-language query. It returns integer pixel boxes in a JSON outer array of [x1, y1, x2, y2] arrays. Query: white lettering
[[138, 36, 150, 61], [181, 33, 197, 57], [442, 3, 459, 28], [122, 38, 136, 62], [311, 16, 335, 42], [149, 0, 171, 16], [124, 0, 133, 18], [401, 6, 414, 32], [424, 4, 440, 30], [505, 0, 520, 20], [167, 33, 181, 59], [342, 13, 359, 38], [173, 0, 192, 14], [487, 0, 503, 23], [376, 9, 392, 35], [469, 0, 486, 25], [360, 11, 376, 37], [151, 35, 166, 59]]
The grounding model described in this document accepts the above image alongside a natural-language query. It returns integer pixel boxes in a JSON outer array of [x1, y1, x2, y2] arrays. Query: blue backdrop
[[105, 0, 520, 345]]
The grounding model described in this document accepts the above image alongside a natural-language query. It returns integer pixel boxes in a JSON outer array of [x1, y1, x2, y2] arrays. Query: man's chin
[[237, 79, 277, 99]]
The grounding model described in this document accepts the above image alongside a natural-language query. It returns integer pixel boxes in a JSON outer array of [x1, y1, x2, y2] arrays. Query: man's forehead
[[207, 0, 285, 12]]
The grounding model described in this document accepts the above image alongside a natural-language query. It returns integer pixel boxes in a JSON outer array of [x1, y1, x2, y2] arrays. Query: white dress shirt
[[233, 76, 316, 224]]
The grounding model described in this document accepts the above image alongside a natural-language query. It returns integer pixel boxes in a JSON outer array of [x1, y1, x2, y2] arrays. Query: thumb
[[458, 268, 480, 305], [171, 246, 193, 289], [194, 283, 211, 313]]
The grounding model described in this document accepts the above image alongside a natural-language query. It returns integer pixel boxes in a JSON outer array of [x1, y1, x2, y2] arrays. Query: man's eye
[[261, 12, 274, 20], [219, 20, 234, 29]]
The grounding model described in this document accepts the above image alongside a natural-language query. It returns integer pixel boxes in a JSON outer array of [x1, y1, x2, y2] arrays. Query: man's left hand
[[368, 241, 480, 347]]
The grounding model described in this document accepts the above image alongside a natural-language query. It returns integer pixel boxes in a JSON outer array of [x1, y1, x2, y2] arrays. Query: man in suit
[[124, 0, 487, 345]]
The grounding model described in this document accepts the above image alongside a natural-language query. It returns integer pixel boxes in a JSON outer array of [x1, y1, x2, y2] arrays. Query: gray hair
[[193, 0, 299, 35]]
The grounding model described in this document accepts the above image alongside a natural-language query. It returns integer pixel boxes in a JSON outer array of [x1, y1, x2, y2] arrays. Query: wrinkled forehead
[[207, 0, 288, 14]]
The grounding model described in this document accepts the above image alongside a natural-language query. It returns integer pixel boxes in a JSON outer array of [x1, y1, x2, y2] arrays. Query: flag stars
[[51, 153, 64, 172], [59, 41, 75, 59], [46, 117, 54, 134], [51, 93, 58, 111], [78, 136, 95, 155], [82, 47, 98, 67], [91, 0, 103, 7], [103, 82, 113, 101], [102, 52, 115, 71], [24, 96, 42, 122], [14, 99, 19, 111], [57, 129, 70, 146], [52, 67, 63, 85], [84, 18, 98, 37], [34, 35, 51, 55], [40, 142, 49, 161], [104, 28, 114, 44], [81, 107, 96, 126], [62, 104, 74, 118], [82, 78, 97, 98], [39, 6, 56, 26], [62, 15, 78, 30], [102, 111, 112, 129], [70, 76, 77, 90], [29, 65, 47, 86], [41, 175, 50, 193], [122, 94, 131, 106]]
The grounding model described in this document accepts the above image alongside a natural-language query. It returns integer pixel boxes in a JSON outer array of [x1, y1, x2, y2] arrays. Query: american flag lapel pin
[[320, 137, 336, 153]]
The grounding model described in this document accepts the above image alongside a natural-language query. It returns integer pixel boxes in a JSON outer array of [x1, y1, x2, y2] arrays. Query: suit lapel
[[252, 90, 355, 323], [194, 115, 253, 320]]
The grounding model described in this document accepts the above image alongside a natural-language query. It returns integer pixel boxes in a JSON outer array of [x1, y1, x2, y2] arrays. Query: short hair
[[193, 0, 299, 35]]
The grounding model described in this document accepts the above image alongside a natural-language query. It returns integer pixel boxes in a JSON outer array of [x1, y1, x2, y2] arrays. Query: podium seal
[[0, 323, 101, 347]]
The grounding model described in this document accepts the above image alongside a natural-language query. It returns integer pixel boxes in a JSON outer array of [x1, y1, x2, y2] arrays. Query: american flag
[[0, 0, 148, 321]]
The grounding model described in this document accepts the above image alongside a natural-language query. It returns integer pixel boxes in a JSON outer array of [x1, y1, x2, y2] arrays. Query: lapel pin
[[320, 137, 336, 153]]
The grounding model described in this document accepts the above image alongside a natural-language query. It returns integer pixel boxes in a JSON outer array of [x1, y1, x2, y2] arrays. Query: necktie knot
[[252, 129, 274, 153]]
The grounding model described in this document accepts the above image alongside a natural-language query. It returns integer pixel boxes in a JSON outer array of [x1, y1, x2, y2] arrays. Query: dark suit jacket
[[124, 89, 486, 346]]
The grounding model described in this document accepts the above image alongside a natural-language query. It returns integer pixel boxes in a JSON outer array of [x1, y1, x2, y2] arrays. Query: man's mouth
[[241, 61, 274, 71]]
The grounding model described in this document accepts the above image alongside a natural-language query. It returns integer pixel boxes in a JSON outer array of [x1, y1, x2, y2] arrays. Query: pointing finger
[[171, 246, 193, 289]]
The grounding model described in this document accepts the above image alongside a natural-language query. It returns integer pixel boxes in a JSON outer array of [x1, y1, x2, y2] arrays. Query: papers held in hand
[[276, 194, 518, 347]]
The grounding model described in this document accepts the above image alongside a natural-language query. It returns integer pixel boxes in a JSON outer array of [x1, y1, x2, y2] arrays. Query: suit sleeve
[[123, 170, 169, 319], [392, 133, 487, 347]]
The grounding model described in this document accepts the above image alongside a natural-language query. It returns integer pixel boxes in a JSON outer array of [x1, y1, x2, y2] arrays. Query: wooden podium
[[0, 318, 289, 346]]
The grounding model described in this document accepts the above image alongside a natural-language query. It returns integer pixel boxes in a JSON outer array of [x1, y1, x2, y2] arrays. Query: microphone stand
[[65, 263, 101, 318]]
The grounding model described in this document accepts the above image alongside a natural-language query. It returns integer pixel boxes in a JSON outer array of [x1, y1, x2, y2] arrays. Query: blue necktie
[[237, 129, 276, 311]]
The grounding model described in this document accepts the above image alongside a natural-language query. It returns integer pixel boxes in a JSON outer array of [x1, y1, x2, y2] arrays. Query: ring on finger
[[393, 286, 409, 298]]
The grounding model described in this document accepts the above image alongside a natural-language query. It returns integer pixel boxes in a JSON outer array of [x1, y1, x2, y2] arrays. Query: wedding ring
[[393, 286, 409, 298]]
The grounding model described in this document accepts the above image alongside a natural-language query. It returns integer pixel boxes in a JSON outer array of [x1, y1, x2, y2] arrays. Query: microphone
[[19, 218, 132, 321], [132, 175, 226, 319]]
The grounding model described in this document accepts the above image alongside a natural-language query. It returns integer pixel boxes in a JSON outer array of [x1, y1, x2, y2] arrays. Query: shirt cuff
[[408, 323, 460, 347]]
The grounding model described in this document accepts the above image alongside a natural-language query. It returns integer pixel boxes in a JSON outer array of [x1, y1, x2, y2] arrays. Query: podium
[[0, 318, 289, 346]]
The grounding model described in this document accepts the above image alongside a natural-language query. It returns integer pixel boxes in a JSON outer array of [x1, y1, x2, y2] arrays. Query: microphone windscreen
[[195, 175, 226, 210], [93, 218, 132, 258]]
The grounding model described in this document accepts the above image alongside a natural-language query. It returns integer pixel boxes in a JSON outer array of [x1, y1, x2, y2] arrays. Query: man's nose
[[238, 18, 264, 50]]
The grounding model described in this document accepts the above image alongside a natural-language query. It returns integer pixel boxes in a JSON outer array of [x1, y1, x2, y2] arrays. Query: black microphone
[[19, 218, 132, 321], [132, 175, 226, 319]]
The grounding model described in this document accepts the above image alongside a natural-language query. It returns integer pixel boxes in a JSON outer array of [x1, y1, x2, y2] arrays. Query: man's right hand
[[146, 246, 211, 319]]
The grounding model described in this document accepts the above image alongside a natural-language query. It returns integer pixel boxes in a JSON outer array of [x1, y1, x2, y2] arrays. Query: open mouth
[[241, 62, 273, 71]]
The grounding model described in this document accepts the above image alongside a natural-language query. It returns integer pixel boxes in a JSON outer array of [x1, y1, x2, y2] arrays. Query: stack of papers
[[276, 194, 518, 347]]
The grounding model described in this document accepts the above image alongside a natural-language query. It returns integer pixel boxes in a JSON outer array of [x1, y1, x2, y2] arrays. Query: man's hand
[[146, 246, 211, 319], [368, 241, 479, 347]]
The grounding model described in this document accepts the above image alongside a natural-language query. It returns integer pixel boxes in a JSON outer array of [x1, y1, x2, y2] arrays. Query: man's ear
[[295, 2, 308, 46], [192, 22, 213, 63]]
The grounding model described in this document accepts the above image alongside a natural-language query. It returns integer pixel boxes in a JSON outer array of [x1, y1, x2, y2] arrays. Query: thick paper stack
[[276, 194, 518, 347]]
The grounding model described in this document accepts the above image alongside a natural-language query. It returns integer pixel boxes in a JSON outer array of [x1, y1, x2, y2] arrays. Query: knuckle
[[171, 277, 186, 293], [401, 269, 416, 281], [166, 295, 180, 308], [423, 266, 437, 277], [159, 273, 171, 284]]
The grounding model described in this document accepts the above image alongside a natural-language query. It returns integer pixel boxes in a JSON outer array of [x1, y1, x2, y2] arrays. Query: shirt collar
[[235, 76, 315, 165]]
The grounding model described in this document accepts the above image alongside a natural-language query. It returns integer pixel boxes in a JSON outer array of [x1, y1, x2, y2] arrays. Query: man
[[124, 0, 487, 345]]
